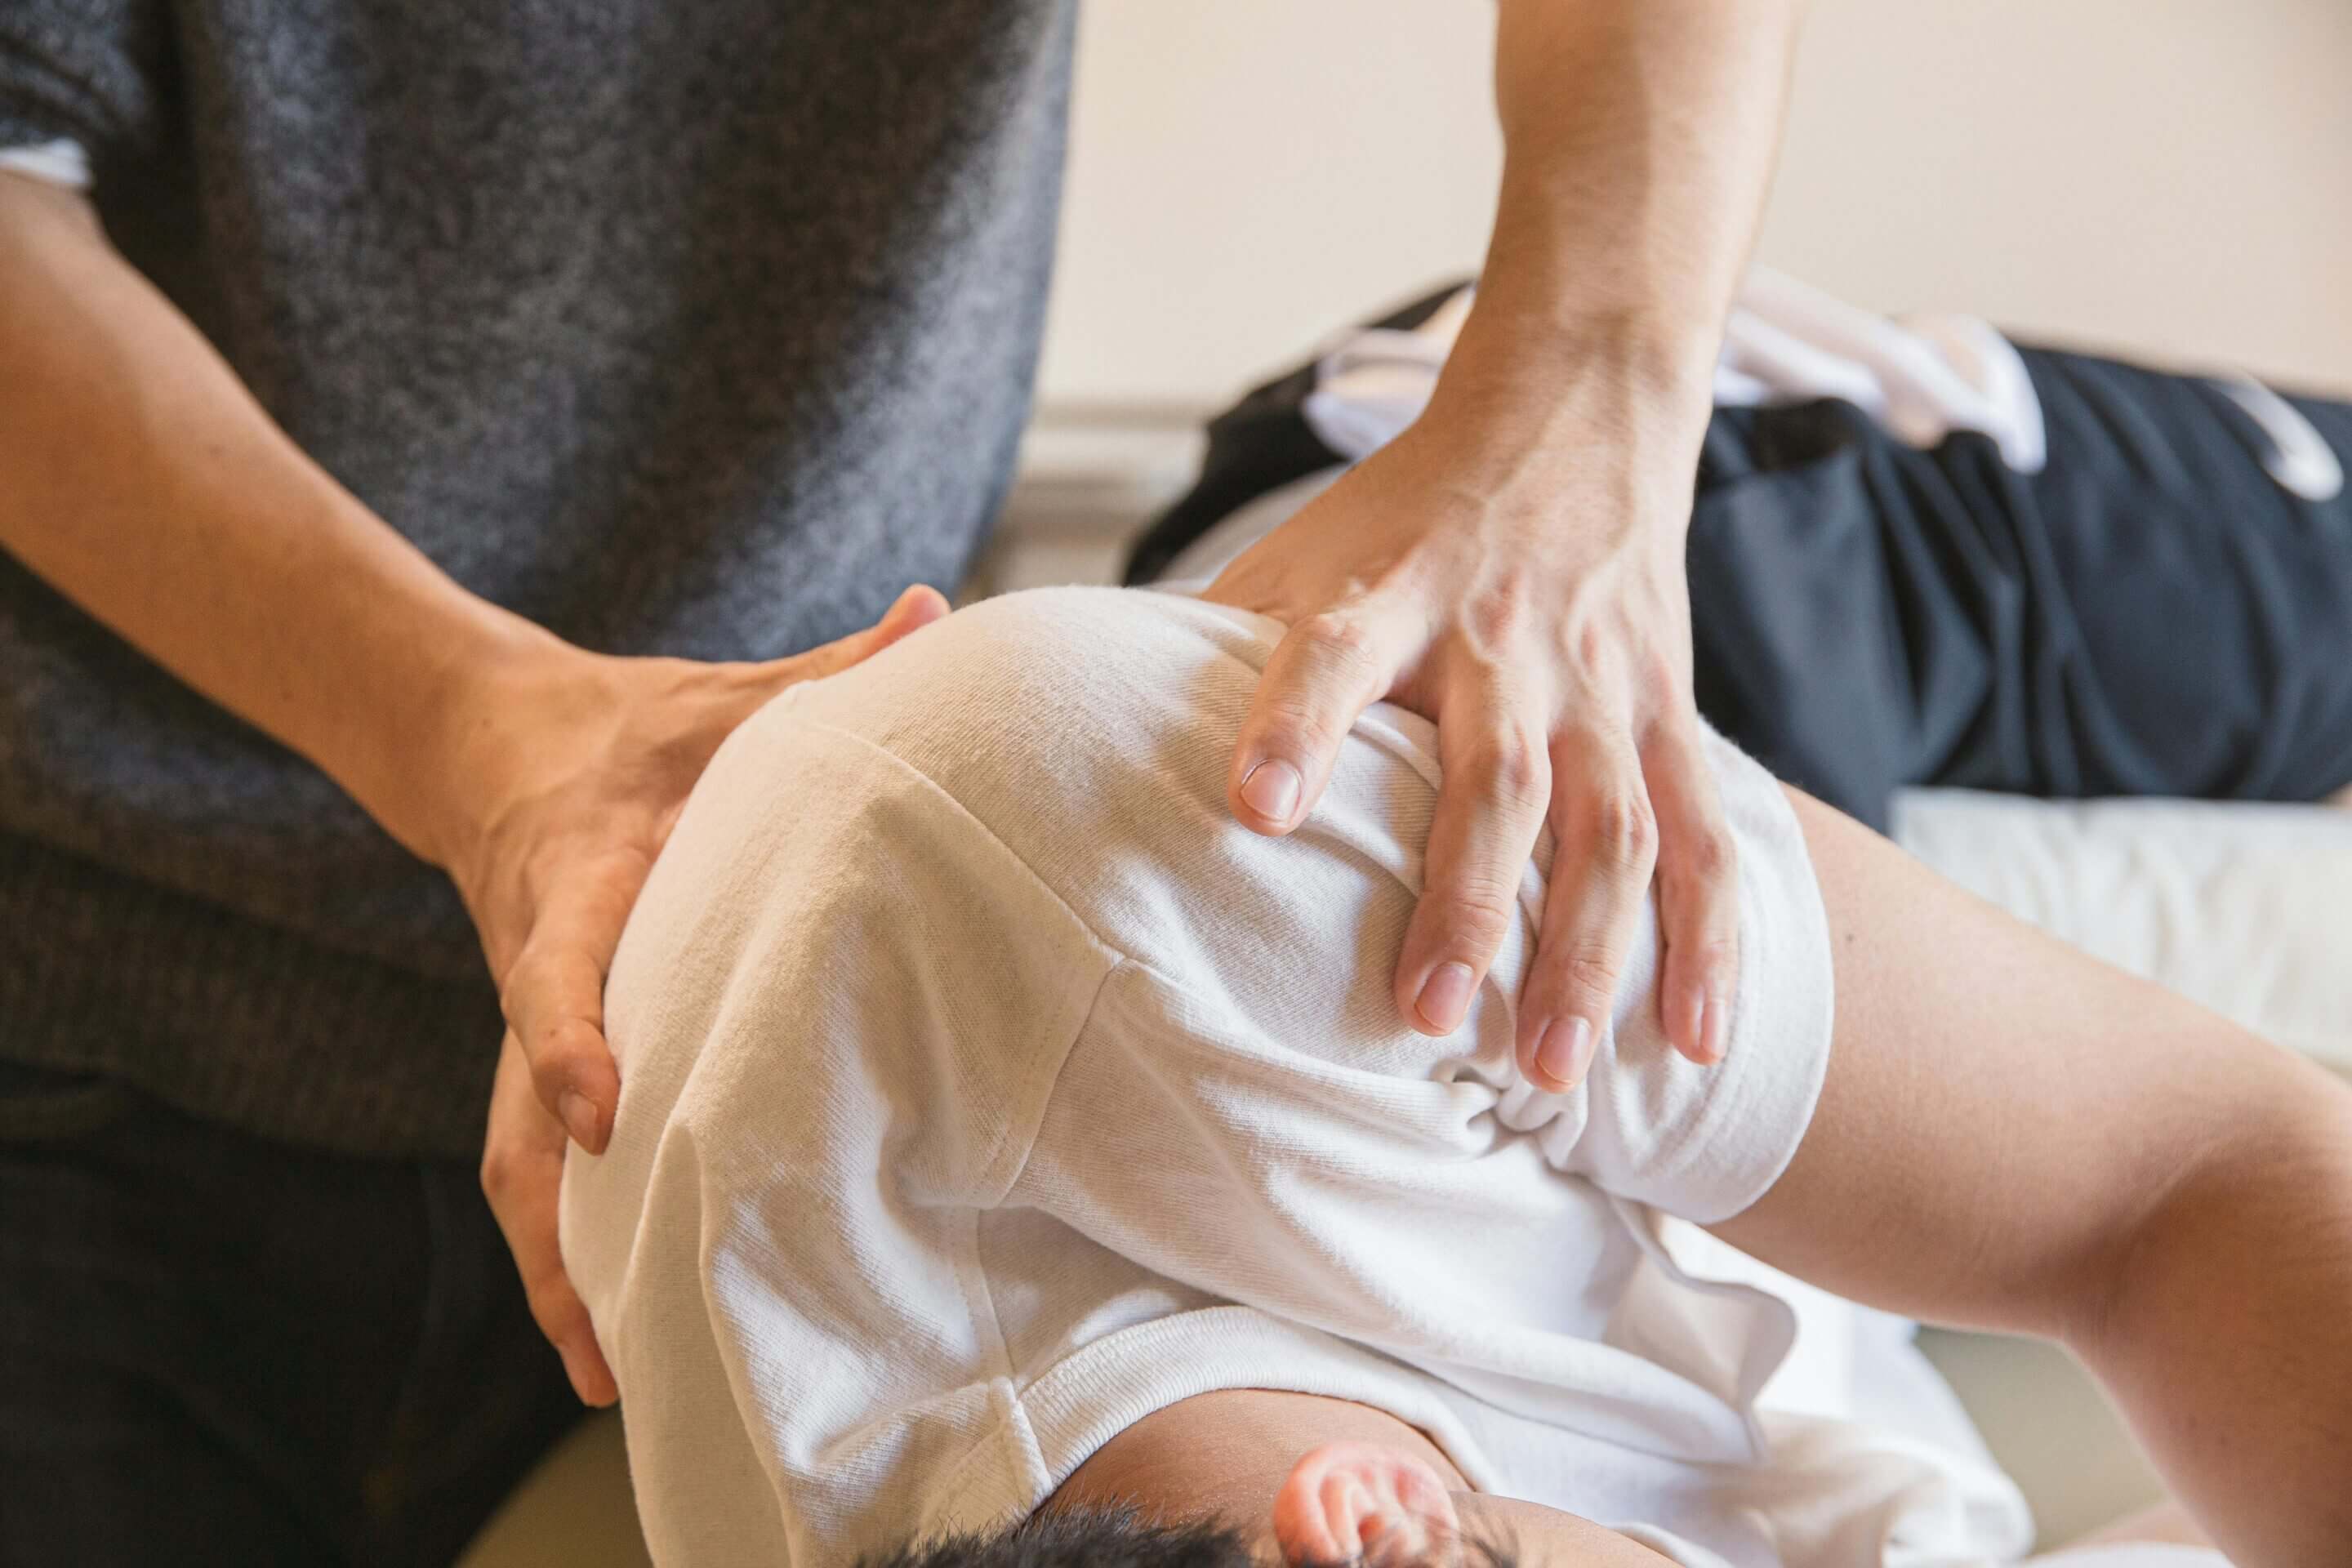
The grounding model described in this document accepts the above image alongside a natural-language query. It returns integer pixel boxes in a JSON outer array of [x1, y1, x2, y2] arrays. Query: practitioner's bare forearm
[[1437, 0, 1802, 453], [0, 172, 560, 864], [1712, 792, 2352, 1566]]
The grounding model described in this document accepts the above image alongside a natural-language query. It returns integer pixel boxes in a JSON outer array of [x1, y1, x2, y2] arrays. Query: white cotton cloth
[[1300, 269, 2049, 475], [0, 137, 91, 189], [564, 586, 2056, 1568], [1296, 268, 2336, 504]]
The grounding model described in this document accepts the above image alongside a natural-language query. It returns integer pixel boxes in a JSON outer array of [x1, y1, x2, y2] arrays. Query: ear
[[1272, 1441, 1460, 1565]]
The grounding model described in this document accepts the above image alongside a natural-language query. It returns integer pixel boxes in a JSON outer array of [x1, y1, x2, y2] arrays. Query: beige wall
[[1036, 0, 2352, 418]]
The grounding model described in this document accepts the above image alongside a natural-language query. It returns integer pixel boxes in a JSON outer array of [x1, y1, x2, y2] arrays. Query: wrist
[[345, 600, 593, 872], [1430, 292, 1715, 434], [1406, 324, 1708, 555]]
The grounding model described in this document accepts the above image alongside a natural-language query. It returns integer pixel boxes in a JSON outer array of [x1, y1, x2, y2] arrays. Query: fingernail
[[1240, 759, 1303, 824], [1699, 994, 1730, 1062], [1538, 1018, 1595, 1089], [560, 1347, 615, 1407], [1681, 984, 1711, 1055], [558, 1089, 600, 1152], [1414, 962, 1475, 1032]]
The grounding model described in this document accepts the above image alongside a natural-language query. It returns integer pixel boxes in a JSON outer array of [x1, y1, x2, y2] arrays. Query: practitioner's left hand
[[1202, 399, 1734, 1094], [466, 584, 950, 1405]]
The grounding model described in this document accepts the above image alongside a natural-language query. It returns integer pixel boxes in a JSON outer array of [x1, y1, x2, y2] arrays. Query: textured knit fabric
[[0, 0, 1073, 1156], [555, 588, 1945, 1568]]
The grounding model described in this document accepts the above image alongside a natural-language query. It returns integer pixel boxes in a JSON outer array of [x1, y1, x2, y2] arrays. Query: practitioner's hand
[[460, 585, 950, 1402], [1203, 401, 1732, 1095]]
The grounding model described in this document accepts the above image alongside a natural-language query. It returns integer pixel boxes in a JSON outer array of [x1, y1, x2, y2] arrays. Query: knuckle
[[1298, 610, 1376, 660], [1676, 826, 1737, 886], [502, 936, 564, 996], [1294, 612, 1383, 688], [528, 1011, 599, 1071], [1463, 581, 1535, 646], [1460, 735, 1549, 815], [1588, 791, 1657, 867], [1251, 700, 1345, 764], [1422, 883, 1518, 952], [1631, 644, 1684, 699], [1677, 938, 1740, 980], [479, 1146, 515, 1200], [1556, 948, 1624, 1011]]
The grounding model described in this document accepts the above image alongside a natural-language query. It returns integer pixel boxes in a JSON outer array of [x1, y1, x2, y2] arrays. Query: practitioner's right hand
[[459, 585, 949, 1403]]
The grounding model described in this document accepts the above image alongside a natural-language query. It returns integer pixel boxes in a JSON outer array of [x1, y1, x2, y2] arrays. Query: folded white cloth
[[1301, 269, 2048, 474], [1296, 267, 2337, 502]]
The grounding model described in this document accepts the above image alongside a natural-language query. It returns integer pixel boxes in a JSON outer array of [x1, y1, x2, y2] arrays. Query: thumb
[[776, 583, 951, 684]]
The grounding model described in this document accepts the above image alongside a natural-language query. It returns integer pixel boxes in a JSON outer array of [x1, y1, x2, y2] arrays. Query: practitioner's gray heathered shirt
[[0, 0, 1074, 1156]]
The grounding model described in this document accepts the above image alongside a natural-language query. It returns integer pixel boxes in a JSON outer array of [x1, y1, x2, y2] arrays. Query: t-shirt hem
[[1637, 747, 1838, 1227], [920, 1304, 1506, 1537]]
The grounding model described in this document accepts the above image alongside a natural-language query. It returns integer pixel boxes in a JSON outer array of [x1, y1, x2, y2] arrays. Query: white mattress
[[1893, 789, 2351, 1073]]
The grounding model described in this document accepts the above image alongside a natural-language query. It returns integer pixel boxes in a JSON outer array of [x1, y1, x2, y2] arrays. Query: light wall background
[[1034, 0, 2352, 423]]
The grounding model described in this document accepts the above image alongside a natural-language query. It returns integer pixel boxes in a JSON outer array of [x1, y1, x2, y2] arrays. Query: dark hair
[[857, 1506, 1519, 1568]]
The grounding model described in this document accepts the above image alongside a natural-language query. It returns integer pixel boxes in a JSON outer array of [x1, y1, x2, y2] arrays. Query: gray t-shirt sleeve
[[0, 0, 172, 173]]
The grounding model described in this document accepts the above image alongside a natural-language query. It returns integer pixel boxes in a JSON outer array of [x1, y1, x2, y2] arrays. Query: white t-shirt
[[561, 586, 2020, 1568]]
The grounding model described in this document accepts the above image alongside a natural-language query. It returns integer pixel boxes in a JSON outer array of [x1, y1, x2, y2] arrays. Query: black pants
[[0, 1062, 579, 1566]]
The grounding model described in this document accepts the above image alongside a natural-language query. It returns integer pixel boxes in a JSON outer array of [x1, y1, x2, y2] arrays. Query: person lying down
[[559, 587, 2352, 1568]]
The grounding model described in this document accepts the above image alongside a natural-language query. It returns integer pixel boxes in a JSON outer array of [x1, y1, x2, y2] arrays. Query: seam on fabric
[[782, 715, 1128, 960], [995, 956, 1129, 1209], [947, 1206, 1058, 1526], [777, 716, 1129, 1201]]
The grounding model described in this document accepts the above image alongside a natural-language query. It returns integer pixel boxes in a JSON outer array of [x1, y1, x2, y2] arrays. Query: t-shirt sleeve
[[0, 0, 174, 176], [1543, 727, 1837, 1225], [559, 710, 1120, 1567]]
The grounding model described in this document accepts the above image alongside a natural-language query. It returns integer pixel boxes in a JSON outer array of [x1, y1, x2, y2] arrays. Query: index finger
[[1227, 611, 1400, 836]]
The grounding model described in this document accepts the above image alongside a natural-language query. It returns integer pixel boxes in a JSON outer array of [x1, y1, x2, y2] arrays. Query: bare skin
[[1050, 787, 2352, 1566]]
